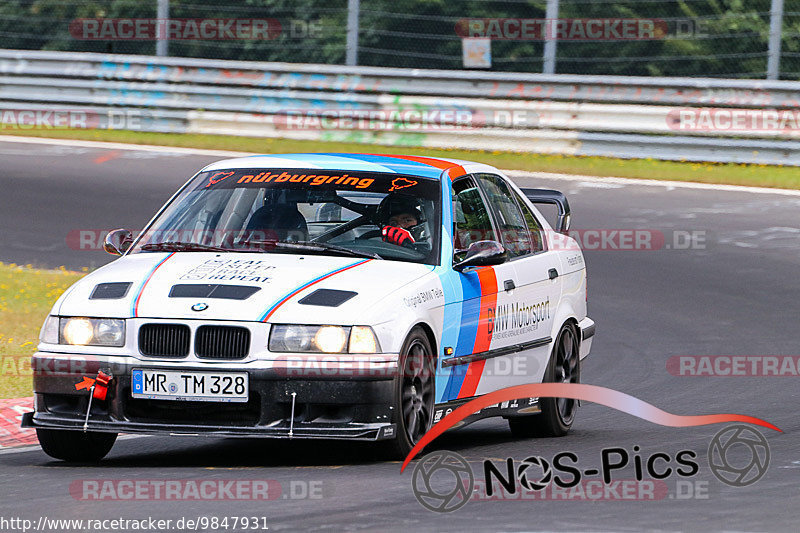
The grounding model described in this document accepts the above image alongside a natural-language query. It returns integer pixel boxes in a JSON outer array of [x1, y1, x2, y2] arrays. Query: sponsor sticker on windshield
[[193, 169, 435, 195]]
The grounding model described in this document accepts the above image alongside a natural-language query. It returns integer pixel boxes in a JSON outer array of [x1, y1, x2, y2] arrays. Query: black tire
[[508, 322, 580, 438], [36, 429, 117, 462], [381, 327, 436, 459]]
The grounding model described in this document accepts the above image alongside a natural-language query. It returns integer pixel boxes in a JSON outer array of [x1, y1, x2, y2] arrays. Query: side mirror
[[453, 240, 508, 272], [103, 229, 133, 256]]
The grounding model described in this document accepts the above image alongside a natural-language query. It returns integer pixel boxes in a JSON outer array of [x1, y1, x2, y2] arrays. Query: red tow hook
[[93, 371, 113, 401], [74, 371, 114, 432]]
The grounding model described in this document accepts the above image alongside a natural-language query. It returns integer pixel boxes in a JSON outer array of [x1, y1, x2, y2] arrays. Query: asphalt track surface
[[1, 138, 799, 532]]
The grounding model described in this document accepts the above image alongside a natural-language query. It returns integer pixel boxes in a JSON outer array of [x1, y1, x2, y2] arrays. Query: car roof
[[200, 153, 489, 180]]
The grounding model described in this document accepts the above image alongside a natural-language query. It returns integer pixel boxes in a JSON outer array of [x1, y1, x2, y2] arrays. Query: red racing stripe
[[458, 360, 486, 400], [457, 267, 498, 399], [446, 166, 467, 180], [365, 154, 466, 179]]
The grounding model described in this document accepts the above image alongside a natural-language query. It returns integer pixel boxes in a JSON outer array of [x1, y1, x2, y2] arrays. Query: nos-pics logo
[[707, 424, 769, 487], [411, 451, 474, 513], [411, 424, 770, 512]]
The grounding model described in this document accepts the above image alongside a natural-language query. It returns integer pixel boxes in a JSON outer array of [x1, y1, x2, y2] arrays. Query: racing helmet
[[376, 193, 425, 227]]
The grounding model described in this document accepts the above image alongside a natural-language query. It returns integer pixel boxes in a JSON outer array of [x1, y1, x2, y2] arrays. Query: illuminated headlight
[[269, 325, 380, 354], [349, 326, 379, 353], [59, 318, 126, 347]]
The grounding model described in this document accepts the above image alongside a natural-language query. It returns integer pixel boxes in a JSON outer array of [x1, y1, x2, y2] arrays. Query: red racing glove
[[382, 226, 415, 247]]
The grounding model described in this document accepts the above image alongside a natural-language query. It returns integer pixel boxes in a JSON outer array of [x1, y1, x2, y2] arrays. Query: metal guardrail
[[2, 49, 800, 165]]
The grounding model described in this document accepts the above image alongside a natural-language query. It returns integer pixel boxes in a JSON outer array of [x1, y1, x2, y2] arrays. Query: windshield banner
[[194, 168, 436, 196]]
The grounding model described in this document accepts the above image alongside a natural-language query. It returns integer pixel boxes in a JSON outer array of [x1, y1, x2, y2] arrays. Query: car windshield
[[131, 168, 441, 264]]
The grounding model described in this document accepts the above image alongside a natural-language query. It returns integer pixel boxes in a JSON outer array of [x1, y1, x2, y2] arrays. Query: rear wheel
[[382, 327, 435, 459], [508, 322, 580, 438], [36, 429, 117, 462]]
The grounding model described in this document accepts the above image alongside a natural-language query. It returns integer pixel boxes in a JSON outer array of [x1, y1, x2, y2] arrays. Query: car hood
[[57, 252, 434, 324]]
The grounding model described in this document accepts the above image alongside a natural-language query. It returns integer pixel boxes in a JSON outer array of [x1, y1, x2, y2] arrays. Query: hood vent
[[90, 282, 132, 300], [169, 284, 260, 300], [298, 289, 358, 307]]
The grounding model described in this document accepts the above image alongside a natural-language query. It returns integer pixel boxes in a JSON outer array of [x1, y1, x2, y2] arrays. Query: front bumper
[[25, 352, 399, 441]]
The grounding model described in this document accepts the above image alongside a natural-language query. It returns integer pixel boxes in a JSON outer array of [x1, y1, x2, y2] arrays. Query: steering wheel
[[312, 204, 379, 243], [350, 240, 427, 260], [356, 229, 383, 241]]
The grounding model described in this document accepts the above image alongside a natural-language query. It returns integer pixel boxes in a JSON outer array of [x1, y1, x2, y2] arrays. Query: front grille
[[195, 326, 250, 360], [138, 324, 190, 358]]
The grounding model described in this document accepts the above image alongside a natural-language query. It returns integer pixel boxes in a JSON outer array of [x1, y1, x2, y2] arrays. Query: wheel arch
[[550, 300, 580, 348], [411, 321, 439, 366], [562, 316, 580, 344]]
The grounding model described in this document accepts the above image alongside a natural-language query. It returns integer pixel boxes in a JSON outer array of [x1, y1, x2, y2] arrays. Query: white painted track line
[[503, 170, 800, 197]]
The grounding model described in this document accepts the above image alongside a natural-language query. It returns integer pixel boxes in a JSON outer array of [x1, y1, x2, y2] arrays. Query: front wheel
[[508, 322, 580, 438], [381, 327, 435, 459], [36, 429, 117, 462]]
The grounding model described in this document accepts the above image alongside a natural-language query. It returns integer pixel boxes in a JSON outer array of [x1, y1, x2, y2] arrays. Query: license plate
[[131, 369, 249, 403]]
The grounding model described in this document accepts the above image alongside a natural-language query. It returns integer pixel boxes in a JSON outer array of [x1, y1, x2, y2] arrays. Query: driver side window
[[475, 173, 539, 258], [452, 177, 497, 261]]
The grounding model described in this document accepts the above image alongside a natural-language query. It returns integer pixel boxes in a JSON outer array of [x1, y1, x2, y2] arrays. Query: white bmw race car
[[25, 153, 594, 461]]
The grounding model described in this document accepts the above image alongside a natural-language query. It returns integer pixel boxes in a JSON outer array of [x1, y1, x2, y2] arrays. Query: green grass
[[3, 129, 800, 190], [0, 263, 86, 399]]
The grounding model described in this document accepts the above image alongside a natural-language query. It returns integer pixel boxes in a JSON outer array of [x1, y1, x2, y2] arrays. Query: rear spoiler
[[521, 188, 571, 234]]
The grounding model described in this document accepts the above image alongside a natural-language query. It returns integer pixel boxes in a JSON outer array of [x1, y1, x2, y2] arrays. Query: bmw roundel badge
[[191, 302, 209, 312]]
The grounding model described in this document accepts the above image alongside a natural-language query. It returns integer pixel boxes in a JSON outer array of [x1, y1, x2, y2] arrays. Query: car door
[[473, 173, 563, 388], [440, 175, 518, 402]]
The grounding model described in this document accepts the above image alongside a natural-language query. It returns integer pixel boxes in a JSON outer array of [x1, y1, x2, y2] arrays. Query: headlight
[[349, 325, 379, 353], [269, 325, 380, 354], [59, 318, 126, 347], [39, 315, 59, 344], [314, 326, 348, 353]]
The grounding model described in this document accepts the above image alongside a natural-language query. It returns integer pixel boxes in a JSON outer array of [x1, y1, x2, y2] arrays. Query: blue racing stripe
[[442, 270, 483, 401], [328, 154, 446, 179], [434, 175, 458, 403], [435, 172, 482, 402], [258, 259, 371, 322], [130, 252, 173, 317], [454, 271, 482, 356], [269, 154, 398, 173], [435, 268, 462, 403]]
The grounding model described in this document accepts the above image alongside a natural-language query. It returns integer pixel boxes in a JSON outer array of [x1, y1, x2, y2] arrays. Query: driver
[[377, 194, 424, 248]]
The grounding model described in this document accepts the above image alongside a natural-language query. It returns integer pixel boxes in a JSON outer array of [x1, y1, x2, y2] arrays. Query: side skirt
[[432, 395, 541, 429]]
